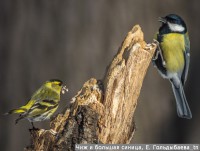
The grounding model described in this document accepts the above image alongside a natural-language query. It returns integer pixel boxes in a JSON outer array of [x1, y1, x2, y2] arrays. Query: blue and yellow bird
[[153, 14, 192, 119]]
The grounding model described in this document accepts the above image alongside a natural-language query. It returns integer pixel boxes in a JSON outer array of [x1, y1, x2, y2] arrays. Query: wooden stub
[[99, 25, 156, 143], [25, 25, 156, 151]]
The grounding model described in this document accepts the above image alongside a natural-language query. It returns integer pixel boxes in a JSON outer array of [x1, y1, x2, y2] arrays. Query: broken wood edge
[[100, 25, 156, 143], [24, 25, 157, 151]]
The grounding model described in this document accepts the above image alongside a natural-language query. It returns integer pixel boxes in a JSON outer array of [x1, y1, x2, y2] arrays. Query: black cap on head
[[165, 14, 186, 27], [48, 79, 63, 85]]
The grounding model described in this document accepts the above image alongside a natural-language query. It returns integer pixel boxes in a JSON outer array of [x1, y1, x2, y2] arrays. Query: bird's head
[[159, 14, 187, 33], [45, 79, 68, 94]]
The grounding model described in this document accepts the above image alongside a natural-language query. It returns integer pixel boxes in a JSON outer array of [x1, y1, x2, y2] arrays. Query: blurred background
[[0, 0, 200, 150]]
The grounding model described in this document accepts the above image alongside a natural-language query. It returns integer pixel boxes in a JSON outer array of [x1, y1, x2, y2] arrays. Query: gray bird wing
[[181, 33, 190, 85]]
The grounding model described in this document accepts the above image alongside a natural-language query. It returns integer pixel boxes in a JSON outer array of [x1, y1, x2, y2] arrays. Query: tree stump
[[25, 25, 157, 151]]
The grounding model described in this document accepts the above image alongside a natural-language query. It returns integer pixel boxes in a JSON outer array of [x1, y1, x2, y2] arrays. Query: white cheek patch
[[168, 22, 185, 32]]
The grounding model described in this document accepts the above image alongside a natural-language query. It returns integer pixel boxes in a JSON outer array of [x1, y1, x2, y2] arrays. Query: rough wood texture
[[25, 25, 157, 151]]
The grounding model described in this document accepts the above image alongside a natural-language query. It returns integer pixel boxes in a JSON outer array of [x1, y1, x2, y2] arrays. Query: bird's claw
[[153, 39, 159, 45], [152, 39, 166, 66], [29, 127, 39, 132]]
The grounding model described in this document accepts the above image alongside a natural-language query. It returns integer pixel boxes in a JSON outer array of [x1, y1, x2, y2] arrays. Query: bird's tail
[[4, 108, 26, 115], [4, 107, 27, 124], [171, 83, 192, 119]]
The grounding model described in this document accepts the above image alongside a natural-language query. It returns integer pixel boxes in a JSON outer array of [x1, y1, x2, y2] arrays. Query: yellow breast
[[160, 33, 185, 72]]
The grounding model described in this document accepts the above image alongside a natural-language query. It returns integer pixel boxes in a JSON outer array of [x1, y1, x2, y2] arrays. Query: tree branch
[[25, 25, 157, 151]]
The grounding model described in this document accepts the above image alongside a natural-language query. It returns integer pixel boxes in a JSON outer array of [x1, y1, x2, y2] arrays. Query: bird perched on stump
[[5, 79, 68, 129], [153, 14, 192, 119]]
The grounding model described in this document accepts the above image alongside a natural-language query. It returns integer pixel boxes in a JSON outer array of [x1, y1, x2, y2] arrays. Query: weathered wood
[[25, 25, 157, 151]]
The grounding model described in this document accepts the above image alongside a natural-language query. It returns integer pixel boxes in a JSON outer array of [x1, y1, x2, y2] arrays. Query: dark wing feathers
[[181, 33, 190, 85]]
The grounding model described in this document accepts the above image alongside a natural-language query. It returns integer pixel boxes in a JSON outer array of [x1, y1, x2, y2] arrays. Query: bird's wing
[[27, 99, 58, 117], [14, 100, 38, 123], [181, 33, 190, 85], [20, 100, 36, 111], [26, 102, 48, 117]]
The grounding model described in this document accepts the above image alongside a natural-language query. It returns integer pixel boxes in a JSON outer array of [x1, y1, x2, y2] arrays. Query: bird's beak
[[158, 17, 167, 23]]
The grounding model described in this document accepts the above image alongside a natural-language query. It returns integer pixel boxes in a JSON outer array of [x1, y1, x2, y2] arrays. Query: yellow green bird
[[153, 14, 192, 119], [5, 79, 68, 129]]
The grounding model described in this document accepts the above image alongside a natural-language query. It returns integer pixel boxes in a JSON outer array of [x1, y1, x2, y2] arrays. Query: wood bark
[[25, 25, 157, 151]]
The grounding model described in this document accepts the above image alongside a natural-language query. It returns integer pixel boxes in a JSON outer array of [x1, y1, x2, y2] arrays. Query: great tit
[[153, 14, 192, 119]]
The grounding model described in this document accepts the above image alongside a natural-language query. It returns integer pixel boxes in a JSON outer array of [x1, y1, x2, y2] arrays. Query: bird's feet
[[152, 39, 166, 67], [29, 127, 39, 132], [29, 122, 39, 131]]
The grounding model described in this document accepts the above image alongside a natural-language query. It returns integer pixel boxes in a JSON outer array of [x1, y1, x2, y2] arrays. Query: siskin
[[5, 79, 68, 129]]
